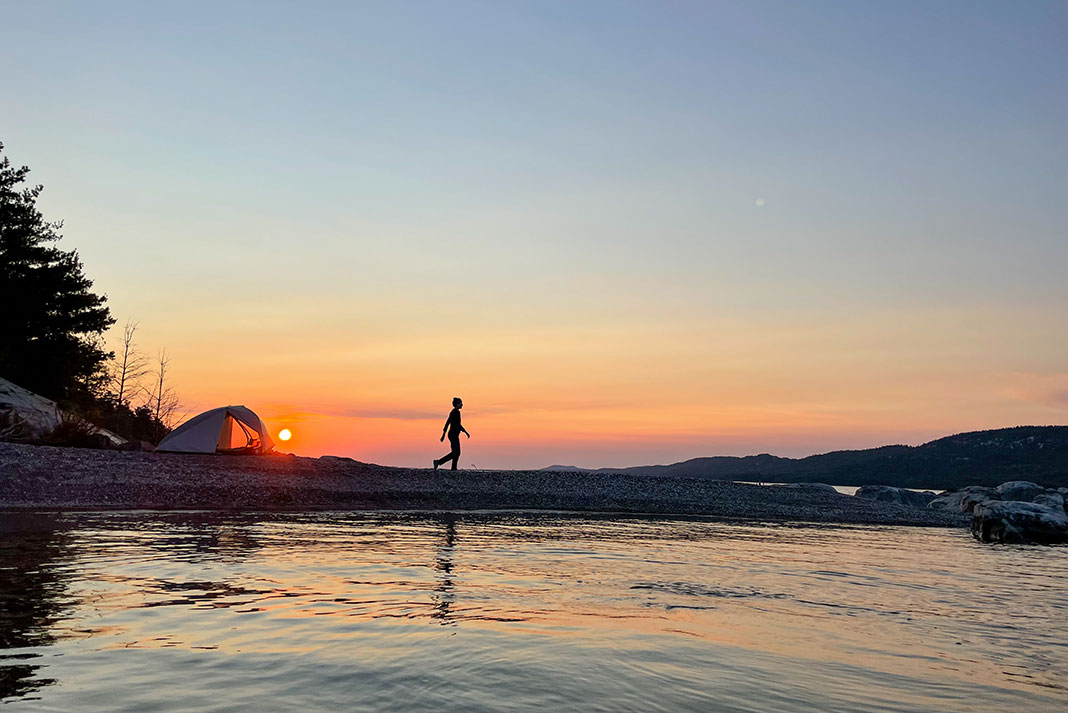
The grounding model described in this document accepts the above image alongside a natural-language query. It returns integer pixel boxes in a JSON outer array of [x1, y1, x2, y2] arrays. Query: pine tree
[[0, 142, 115, 403]]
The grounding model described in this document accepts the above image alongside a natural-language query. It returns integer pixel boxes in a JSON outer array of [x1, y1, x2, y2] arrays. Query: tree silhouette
[[111, 319, 149, 407], [0, 141, 114, 404], [146, 348, 181, 443]]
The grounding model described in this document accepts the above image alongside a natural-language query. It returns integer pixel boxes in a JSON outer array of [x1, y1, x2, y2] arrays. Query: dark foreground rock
[[0, 443, 967, 526], [971, 500, 1068, 544], [922, 479, 1068, 544]]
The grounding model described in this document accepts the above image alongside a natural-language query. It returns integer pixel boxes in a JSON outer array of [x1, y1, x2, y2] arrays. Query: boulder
[[996, 481, 1045, 502], [0, 377, 126, 446], [971, 500, 1068, 544], [783, 483, 838, 493], [1, 377, 63, 439], [928, 486, 998, 512], [1033, 492, 1065, 512], [855, 485, 936, 508], [959, 489, 1000, 515]]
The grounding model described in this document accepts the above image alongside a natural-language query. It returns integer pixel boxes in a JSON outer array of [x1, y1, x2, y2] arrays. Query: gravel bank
[[0, 443, 967, 526]]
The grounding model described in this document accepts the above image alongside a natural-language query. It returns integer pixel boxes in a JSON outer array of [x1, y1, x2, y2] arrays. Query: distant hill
[[541, 426, 1068, 489]]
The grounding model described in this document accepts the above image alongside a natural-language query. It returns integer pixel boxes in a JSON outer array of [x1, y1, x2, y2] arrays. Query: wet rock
[[971, 500, 1068, 544], [995, 481, 1045, 502], [928, 486, 997, 512], [855, 485, 936, 508]]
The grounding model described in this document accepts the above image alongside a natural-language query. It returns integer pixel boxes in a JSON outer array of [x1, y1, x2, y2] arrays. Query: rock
[[971, 500, 1068, 544], [995, 481, 1045, 502], [1, 377, 64, 439], [120, 440, 156, 452], [928, 486, 998, 512], [86, 433, 115, 450], [1033, 492, 1065, 511], [0, 377, 125, 446], [959, 490, 1000, 515], [855, 485, 936, 508], [783, 483, 838, 493]]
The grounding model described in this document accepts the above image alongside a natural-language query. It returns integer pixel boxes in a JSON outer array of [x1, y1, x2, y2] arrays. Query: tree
[[111, 319, 149, 406], [0, 141, 114, 404], [145, 348, 181, 443]]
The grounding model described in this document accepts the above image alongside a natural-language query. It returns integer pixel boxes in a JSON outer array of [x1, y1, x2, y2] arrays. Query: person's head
[[452, 397, 463, 409]]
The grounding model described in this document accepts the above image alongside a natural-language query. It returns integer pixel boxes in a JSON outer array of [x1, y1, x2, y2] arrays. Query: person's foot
[[433, 459, 439, 471]]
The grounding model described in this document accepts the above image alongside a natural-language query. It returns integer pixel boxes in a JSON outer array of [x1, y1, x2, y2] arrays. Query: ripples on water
[[1, 511, 1066, 712]]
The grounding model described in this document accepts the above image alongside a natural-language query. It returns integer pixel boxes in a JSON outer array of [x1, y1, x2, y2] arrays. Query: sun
[[278, 428, 292, 442]]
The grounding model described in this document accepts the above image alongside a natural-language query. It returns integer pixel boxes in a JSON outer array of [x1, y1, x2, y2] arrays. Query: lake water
[[2, 511, 1066, 712]]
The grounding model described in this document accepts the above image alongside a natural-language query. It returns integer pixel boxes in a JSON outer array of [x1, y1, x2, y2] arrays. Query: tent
[[156, 405, 275, 454]]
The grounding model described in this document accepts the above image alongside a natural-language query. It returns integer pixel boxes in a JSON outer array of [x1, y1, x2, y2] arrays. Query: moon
[[278, 428, 292, 442]]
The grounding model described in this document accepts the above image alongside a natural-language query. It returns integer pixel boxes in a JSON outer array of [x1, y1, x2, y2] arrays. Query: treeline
[[0, 141, 179, 445], [555, 426, 1068, 489]]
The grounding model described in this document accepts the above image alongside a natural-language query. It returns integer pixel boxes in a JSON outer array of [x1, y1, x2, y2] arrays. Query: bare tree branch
[[111, 319, 150, 406], [144, 348, 181, 443]]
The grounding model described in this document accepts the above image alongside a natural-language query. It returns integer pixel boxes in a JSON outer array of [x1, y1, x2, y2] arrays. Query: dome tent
[[156, 405, 275, 454]]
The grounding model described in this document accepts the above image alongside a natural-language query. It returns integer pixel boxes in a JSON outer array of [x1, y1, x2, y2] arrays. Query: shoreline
[[0, 443, 967, 527]]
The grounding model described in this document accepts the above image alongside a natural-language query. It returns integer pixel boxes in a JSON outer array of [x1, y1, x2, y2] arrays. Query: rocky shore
[[855, 482, 1068, 544], [0, 443, 968, 526]]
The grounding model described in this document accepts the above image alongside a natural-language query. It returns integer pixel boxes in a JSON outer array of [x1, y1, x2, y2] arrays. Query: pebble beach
[[0, 443, 966, 526]]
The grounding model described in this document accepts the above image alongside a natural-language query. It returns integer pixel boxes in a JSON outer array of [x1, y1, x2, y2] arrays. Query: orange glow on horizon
[[136, 304, 1067, 470]]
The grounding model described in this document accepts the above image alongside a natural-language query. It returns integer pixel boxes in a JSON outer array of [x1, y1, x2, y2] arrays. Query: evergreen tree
[[0, 142, 114, 403]]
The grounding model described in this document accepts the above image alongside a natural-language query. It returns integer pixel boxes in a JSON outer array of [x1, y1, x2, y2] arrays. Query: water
[[2, 512, 1066, 712], [735, 483, 929, 496]]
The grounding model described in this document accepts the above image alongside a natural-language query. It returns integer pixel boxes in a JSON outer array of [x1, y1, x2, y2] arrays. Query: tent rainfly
[[156, 405, 276, 454]]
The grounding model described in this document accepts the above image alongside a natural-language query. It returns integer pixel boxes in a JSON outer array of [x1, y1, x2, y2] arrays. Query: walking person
[[433, 397, 470, 471]]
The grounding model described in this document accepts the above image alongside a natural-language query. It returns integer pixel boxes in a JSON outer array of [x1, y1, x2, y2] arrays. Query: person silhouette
[[433, 397, 470, 471]]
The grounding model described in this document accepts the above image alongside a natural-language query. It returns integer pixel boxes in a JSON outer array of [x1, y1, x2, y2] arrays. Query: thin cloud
[[269, 399, 635, 423], [1040, 389, 1068, 407], [337, 407, 441, 421], [1002, 373, 1068, 409]]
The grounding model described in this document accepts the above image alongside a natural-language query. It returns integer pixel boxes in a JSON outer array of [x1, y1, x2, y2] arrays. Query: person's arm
[[461, 425, 470, 438], [440, 416, 449, 442]]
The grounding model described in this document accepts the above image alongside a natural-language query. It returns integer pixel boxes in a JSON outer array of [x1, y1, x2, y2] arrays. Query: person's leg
[[449, 435, 461, 470]]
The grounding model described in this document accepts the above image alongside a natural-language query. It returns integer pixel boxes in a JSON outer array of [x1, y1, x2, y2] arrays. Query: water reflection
[[0, 515, 72, 700], [0, 511, 1066, 712], [431, 517, 458, 625]]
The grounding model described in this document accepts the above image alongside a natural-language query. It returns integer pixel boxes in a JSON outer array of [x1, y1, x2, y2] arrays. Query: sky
[[2, 1, 1066, 468]]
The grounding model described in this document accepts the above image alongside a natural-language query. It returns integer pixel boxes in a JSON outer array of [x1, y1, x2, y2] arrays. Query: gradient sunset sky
[[3, 1, 1066, 468]]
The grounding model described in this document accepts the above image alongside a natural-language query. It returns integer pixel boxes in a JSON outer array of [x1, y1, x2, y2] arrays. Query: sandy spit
[[0, 443, 967, 526]]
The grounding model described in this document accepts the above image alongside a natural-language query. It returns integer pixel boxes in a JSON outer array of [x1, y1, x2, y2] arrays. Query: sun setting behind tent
[[155, 406, 275, 454]]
